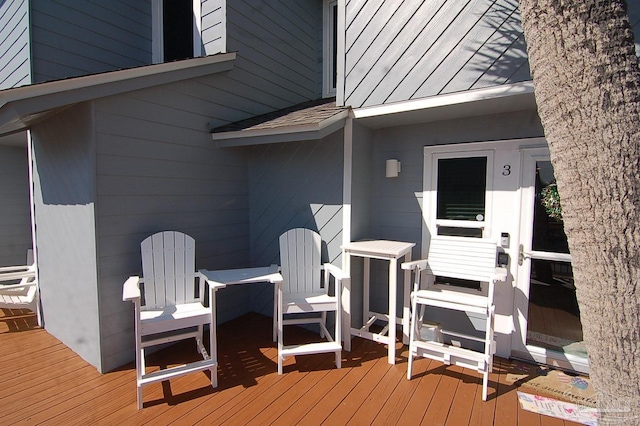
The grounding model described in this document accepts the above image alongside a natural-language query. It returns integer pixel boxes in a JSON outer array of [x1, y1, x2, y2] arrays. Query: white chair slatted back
[[279, 228, 323, 295], [141, 231, 197, 309], [425, 237, 498, 283]]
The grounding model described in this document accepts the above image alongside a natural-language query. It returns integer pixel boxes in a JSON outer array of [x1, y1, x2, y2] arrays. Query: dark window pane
[[437, 157, 487, 221], [437, 226, 483, 238], [332, 4, 337, 89], [163, 0, 193, 61]]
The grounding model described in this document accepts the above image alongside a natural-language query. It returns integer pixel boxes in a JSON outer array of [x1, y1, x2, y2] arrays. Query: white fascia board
[[353, 81, 535, 123], [0, 54, 236, 135], [212, 109, 350, 147]]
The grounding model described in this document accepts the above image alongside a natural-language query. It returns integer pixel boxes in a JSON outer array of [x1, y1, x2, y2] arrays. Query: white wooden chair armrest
[[0, 280, 37, 292], [122, 276, 142, 302], [0, 265, 32, 273], [401, 259, 428, 271], [323, 263, 349, 282]]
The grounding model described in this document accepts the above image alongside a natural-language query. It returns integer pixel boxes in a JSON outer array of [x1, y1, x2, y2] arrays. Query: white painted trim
[[0, 54, 236, 136], [151, 0, 163, 64], [323, 0, 338, 98], [335, 0, 345, 104], [193, 0, 203, 57], [353, 81, 535, 119], [0, 53, 235, 105]]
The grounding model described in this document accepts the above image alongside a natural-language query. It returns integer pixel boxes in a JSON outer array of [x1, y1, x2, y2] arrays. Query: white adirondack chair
[[402, 236, 506, 401], [122, 231, 218, 409], [0, 249, 40, 326], [276, 228, 349, 374]]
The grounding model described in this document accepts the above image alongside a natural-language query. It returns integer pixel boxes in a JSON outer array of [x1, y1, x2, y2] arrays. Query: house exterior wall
[[29, 103, 102, 369], [0, 145, 31, 266], [93, 75, 258, 371], [226, 0, 323, 107], [358, 109, 544, 355], [0, 0, 30, 89], [247, 131, 345, 315], [30, 0, 152, 83], [202, 0, 226, 55], [342, 0, 530, 108]]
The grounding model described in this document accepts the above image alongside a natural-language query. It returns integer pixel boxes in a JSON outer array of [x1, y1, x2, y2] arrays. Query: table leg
[[402, 252, 412, 345], [343, 252, 352, 352], [363, 257, 370, 327], [388, 257, 397, 365]]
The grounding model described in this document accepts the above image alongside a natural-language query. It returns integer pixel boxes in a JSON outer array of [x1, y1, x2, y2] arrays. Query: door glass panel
[[526, 161, 585, 358], [436, 157, 487, 221], [532, 161, 569, 253]]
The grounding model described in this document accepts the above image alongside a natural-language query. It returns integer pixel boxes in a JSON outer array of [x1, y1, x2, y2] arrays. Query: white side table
[[341, 240, 415, 364]]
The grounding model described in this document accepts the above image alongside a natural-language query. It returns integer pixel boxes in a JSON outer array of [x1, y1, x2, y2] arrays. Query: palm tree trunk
[[519, 0, 640, 423]]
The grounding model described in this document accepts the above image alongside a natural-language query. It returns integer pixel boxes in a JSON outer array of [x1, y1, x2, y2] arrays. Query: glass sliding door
[[513, 149, 588, 372]]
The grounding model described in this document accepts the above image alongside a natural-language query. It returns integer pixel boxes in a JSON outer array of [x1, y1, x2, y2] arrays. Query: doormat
[[506, 361, 597, 407], [518, 392, 598, 425]]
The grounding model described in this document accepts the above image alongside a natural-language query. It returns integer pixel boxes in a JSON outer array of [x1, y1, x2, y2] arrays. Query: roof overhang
[[213, 110, 349, 147], [0, 53, 236, 137], [211, 98, 350, 147], [352, 81, 537, 129]]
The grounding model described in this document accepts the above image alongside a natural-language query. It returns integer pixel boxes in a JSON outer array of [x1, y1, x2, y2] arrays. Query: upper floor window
[[152, 0, 202, 63], [323, 0, 337, 97]]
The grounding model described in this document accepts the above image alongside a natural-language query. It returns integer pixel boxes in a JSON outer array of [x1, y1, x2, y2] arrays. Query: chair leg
[[407, 294, 418, 380], [482, 370, 489, 401], [277, 287, 284, 375]]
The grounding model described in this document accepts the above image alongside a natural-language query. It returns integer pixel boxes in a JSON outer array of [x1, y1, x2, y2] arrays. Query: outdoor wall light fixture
[[386, 159, 401, 178]]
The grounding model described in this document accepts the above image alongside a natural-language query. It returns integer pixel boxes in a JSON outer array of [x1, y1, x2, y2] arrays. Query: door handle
[[518, 244, 531, 266]]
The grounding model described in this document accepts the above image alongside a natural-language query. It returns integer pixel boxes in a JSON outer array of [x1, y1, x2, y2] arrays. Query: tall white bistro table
[[199, 265, 283, 343], [341, 240, 415, 364]]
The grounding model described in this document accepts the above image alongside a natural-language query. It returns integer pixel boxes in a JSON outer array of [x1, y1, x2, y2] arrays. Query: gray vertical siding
[[344, 0, 531, 108], [201, 0, 226, 54], [30, 0, 151, 83], [0, 145, 31, 266], [30, 103, 102, 371], [0, 0, 30, 89], [226, 0, 323, 109], [247, 132, 345, 316]]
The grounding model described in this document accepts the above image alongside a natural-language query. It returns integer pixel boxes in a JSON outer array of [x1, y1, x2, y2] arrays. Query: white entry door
[[511, 148, 588, 373]]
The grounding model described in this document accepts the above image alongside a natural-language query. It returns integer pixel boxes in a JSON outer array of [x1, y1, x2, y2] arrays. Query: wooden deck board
[[0, 310, 586, 425]]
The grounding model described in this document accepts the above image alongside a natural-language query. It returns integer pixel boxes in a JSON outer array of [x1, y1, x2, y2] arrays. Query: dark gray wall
[[0, 0, 30, 89], [30, 103, 101, 369], [30, 0, 152, 83], [343, 0, 530, 108], [247, 131, 345, 316], [0, 145, 31, 266]]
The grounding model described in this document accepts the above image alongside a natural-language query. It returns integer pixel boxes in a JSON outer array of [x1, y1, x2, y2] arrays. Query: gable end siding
[[0, 0, 31, 89], [344, 0, 531, 108], [30, 0, 152, 83]]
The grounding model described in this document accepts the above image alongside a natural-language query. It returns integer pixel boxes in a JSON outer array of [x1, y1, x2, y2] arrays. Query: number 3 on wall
[[502, 165, 511, 176]]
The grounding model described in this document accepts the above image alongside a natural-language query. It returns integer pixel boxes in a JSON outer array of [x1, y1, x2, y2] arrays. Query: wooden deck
[[0, 309, 582, 425]]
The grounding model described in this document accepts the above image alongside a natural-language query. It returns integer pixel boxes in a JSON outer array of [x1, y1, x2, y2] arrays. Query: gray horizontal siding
[[94, 75, 258, 371], [30, 0, 151, 83], [344, 0, 531, 108], [226, 0, 322, 107], [201, 0, 225, 54], [0, 145, 31, 266], [248, 131, 345, 316], [0, 0, 30, 89]]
